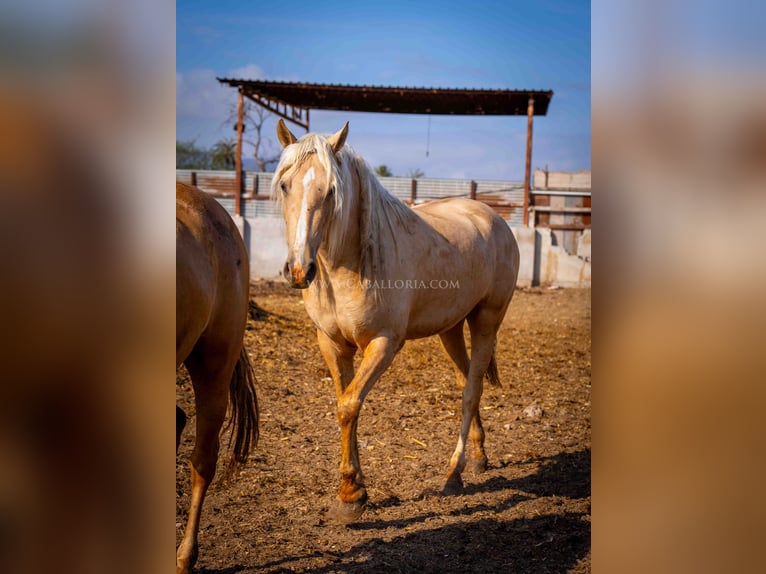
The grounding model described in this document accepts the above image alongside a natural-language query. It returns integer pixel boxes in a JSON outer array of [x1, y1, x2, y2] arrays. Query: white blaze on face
[[293, 166, 314, 257]]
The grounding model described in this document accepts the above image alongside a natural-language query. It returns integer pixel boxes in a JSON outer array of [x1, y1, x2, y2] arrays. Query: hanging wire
[[425, 115, 431, 158]]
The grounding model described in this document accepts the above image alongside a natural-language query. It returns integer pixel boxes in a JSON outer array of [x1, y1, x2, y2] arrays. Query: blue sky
[[177, 0, 590, 180]]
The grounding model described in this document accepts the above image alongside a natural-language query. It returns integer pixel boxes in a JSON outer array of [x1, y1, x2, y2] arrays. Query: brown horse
[[274, 120, 519, 523], [176, 181, 259, 574]]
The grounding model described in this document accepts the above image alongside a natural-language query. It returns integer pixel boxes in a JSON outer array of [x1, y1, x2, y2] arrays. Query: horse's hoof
[[466, 455, 488, 474], [176, 556, 194, 574], [441, 476, 464, 496], [327, 497, 367, 524], [176, 542, 197, 574]]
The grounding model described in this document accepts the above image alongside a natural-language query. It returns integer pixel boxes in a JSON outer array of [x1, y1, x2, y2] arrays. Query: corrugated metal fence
[[176, 169, 527, 226]]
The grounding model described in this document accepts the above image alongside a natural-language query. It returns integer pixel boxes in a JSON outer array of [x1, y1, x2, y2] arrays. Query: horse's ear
[[327, 121, 349, 155], [276, 119, 297, 148]]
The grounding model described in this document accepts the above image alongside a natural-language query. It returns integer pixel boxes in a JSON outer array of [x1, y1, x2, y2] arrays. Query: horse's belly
[[404, 296, 477, 339], [402, 261, 508, 339], [176, 230, 216, 364]]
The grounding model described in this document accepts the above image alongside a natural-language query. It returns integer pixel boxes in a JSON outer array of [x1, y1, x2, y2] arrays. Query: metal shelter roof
[[217, 78, 553, 129], [217, 79, 554, 225]]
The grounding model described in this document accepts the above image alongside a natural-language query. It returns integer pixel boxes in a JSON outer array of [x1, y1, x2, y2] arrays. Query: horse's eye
[[280, 181, 287, 194]]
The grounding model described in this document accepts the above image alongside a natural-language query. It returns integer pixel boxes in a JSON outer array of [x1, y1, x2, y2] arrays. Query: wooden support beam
[[246, 93, 309, 131], [235, 89, 244, 216], [523, 96, 535, 226], [529, 206, 592, 214], [410, 178, 417, 204]]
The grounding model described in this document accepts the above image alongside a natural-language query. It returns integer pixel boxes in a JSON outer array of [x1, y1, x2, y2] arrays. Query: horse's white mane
[[272, 132, 417, 278], [347, 148, 418, 280]]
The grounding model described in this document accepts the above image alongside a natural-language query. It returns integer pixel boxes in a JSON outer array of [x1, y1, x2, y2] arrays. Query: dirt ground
[[177, 282, 591, 573]]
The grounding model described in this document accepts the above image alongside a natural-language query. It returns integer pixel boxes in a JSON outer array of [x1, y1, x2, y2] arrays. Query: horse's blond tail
[[225, 347, 259, 475], [484, 348, 502, 387]]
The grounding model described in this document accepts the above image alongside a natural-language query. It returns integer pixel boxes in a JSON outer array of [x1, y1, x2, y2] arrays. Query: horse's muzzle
[[283, 259, 317, 289]]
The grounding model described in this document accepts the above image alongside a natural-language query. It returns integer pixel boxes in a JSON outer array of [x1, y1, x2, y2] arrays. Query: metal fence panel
[[177, 170, 565, 227]]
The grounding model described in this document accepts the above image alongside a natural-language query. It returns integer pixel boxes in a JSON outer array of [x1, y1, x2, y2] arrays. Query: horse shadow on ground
[[309, 512, 587, 574], [493, 447, 591, 500], [247, 300, 290, 324], [213, 449, 590, 574], [348, 447, 590, 532], [201, 512, 589, 574]]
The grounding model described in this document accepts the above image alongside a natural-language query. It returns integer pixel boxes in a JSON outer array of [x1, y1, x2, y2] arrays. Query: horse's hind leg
[[443, 307, 500, 494], [176, 405, 187, 453], [438, 321, 489, 475], [176, 349, 233, 574]]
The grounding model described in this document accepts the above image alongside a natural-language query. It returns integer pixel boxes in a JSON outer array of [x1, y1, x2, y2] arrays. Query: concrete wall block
[[554, 248, 591, 287], [577, 229, 591, 262], [534, 227, 590, 287], [232, 214, 245, 238], [511, 226, 536, 288], [533, 169, 591, 190], [244, 217, 286, 279], [241, 219, 590, 288]]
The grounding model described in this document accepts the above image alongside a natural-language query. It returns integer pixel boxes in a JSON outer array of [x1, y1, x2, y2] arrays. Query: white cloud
[[176, 63, 266, 121], [228, 63, 266, 80], [176, 68, 235, 119]]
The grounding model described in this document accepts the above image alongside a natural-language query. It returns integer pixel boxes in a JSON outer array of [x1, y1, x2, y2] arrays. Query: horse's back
[[414, 196, 508, 233], [176, 182, 249, 366], [413, 197, 519, 279]]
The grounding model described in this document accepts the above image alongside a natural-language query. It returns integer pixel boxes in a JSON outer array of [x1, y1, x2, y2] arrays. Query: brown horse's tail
[[484, 345, 502, 387], [225, 347, 259, 475]]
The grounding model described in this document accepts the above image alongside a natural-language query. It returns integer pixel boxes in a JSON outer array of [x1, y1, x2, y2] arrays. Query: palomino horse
[[274, 120, 519, 523], [176, 181, 259, 574]]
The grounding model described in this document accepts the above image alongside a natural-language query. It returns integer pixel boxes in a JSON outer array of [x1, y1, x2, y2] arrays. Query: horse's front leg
[[317, 329, 357, 398], [327, 334, 400, 524]]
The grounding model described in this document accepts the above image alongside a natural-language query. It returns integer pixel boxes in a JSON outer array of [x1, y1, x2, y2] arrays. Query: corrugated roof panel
[[217, 79, 553, 116]]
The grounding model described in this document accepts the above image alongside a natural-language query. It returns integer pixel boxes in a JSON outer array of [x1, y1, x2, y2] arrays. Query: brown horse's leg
[[176, 352, 232, 574], [176, 405, 187, 453], [327, 335, 399, 524], [438, 321, 489, 474], [444, 307, 499, 494]]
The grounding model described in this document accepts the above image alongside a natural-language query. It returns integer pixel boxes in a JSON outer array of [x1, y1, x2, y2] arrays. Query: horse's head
[[275, 120, 349, 288]]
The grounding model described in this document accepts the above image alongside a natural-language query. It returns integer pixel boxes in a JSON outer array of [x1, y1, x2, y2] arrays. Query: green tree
[[406, 168, 425, 179], [211, 139, 237, 170], [374, 165, 393, 177], [176, 140, 212, 169]]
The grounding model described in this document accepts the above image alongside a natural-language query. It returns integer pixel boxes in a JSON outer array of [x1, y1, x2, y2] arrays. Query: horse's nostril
[[306, 262, 317, 283], [282, 261, 291, 279]]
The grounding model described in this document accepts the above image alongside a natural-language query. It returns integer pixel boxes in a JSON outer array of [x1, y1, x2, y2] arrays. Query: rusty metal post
[[235, 89, 244, 216], [523, 96, 535, 226], [470, 180, 477, 200], [410, 178, 417, 204]]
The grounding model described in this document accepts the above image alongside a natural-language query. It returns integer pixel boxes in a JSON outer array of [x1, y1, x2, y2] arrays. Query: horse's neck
[[318, 159, 413, 283], [317, 186, 363, 278]]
